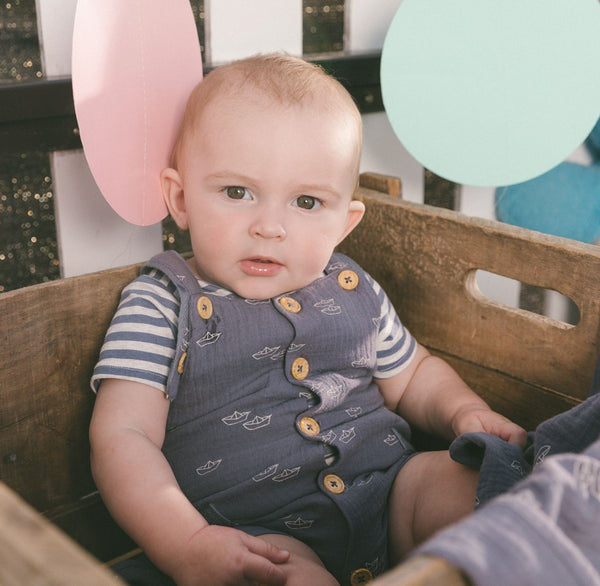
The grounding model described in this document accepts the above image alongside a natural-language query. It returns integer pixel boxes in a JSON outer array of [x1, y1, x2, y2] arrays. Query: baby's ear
[[161, 168, 188, 229], [338, 199, 365, 244]]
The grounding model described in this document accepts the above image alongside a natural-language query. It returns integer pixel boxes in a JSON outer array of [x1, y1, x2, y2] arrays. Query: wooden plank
[[358, 171, 402, 199], [0, 262, 142, 513], [439, 353, 580, 430], [46, 494, 136, 564], [372, 556, 469, 586], [341, 186, 600, 406], [1, 172, 598, 582], [0, 482, 124, 585]]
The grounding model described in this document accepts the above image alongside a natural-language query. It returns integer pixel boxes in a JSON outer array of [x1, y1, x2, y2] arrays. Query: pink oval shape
[[72, 0, 203, 225]]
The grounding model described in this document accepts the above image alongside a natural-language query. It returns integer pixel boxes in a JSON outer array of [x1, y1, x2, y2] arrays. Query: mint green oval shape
[[381, 0, 600, 187]]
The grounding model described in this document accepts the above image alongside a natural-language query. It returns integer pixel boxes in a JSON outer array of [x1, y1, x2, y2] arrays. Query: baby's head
[[171, 53, 363, 175], [162, 53, 365, 299]]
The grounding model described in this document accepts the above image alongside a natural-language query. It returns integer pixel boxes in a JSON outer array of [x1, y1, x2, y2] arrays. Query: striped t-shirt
[[91, 267, 416, 394]]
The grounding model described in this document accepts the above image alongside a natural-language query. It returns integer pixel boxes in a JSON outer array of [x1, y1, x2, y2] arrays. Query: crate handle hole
[[474, 270, 580, 326]]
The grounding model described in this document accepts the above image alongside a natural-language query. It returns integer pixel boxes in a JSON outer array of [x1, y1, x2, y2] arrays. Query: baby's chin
[[231, 279, 319, 301]]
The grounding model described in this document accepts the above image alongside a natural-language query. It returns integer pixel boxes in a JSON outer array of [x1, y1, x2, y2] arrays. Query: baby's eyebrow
[[205, 171, 257, 185], [296, 184, 342, 199]]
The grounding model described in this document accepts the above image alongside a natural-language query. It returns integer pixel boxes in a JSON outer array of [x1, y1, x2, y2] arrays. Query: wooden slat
[[1, 172, 599, 580], [372, 556, 470, 586], [46, 494, 136, 563], [439, 353, 580, 430], [0, 482, 124, 585], [340, 181, 600, 424], [358, 171, 402, 199], [0, 262, 142, 513]]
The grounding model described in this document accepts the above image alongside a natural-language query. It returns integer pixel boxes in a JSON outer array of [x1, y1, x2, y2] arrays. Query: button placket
[[197, 296, 213, 320], [279, 296, 302, 313], [291, 357, 309, 381], [337, 270, 359, 290], [323, 474, 345, 495], [299, 416, 320, 437], [350, 568, 373, 585]]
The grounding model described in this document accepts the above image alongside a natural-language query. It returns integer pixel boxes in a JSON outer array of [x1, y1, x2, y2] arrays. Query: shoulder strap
[[145, 250, 203, 296]]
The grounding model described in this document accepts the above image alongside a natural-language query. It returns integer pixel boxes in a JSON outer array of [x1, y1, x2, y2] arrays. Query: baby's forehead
[[192, 63, 355, 117], [173, 62, 362, 169]]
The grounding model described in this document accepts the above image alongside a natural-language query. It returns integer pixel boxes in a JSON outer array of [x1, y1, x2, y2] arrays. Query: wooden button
[[350, 568, 373, 585], [279, 296, 302, 313], [177, 352, 187, 374], [323, 474, 345, 494], [197, 296, 213, 319], [299, 417, 320, 436], [291, 357, 309, 381], [338, 270, 359, 290]]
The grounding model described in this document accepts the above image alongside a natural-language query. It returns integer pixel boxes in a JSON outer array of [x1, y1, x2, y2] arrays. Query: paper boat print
[[221, 410, 251, 426], [252, 346, 281, 360], [196, 459, 222, 476], [345, 407, 363, 418], [285, 516, 314, 530], [339, 427, 356, 444], [287, 343, 305, 353], [273, 466, 300, 482], [243, 414, 272, 430], [320, 430, 337, 443], [252, 464, 279, 482], [197, 331, 221, 347]]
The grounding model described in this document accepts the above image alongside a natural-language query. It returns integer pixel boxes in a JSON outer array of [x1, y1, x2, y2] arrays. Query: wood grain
[[1, 172, 598, 582]]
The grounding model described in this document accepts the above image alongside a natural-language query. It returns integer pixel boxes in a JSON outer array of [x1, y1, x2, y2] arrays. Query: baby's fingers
[[242, 556, 287, 586], [242, 536, 289, 585], [500, 422, 528, 447]]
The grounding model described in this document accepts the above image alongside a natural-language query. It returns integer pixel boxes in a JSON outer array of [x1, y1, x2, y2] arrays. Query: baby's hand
[[452, 405, 527, 447], [171, 524, 290, 586]]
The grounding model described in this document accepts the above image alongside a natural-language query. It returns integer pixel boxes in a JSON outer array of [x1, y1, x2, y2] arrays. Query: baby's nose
[[250, 210, 286, 239]]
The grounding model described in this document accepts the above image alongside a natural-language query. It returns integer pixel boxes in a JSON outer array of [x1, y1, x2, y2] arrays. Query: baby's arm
[[90, 379, 289, 585], [376, 343, 526, 445]]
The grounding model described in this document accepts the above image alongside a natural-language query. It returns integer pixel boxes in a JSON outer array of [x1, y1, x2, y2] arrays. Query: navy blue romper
[[119, 251, 417, 585]]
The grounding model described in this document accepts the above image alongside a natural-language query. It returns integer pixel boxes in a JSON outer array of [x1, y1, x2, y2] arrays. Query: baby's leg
[[388, 450, 478, 563], [258, 534, 339, 585]]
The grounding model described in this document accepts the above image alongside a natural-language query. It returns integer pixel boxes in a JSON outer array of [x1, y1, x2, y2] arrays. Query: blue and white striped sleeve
[[364, 272, 417, 378], [91, 269, 180, 394]]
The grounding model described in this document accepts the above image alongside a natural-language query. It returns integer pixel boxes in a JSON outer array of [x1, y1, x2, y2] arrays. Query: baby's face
[[167, 94, 363, 299]]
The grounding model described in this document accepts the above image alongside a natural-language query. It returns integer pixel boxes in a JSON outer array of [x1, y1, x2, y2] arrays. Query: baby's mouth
[[240, 257, 283, 276]]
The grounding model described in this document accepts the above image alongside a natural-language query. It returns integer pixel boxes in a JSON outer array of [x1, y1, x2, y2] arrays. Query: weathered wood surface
[[0, 262, 140, 560], [0, 172, 598, 582], [372, 556, 471, 586], [341, 174, 600, 428], [0, 481, 124, 585], [1, 263, 139, 511]]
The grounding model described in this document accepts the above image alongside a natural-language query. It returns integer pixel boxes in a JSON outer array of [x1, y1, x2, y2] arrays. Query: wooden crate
[[1, 173, 598, 584]]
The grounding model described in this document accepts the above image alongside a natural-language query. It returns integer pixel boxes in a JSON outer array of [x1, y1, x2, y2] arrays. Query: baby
[[90, 54, 526, 586]]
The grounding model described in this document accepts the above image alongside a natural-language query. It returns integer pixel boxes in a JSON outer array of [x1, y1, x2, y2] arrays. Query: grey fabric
[[417, 359, 600, 585], [450, 392, 600, 506], [417, 438, 600, 586], [142, 251, 418, 583]]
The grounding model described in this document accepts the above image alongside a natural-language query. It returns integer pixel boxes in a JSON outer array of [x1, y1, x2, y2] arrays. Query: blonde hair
[[170, 53, 362, 171]]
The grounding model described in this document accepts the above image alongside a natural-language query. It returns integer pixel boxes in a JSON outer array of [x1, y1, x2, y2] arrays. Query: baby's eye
[[225, 186, 250, 200], [294, 195, 321, 210]]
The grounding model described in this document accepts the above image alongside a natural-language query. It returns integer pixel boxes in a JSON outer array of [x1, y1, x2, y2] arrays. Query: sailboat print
[[273, 467, 301, 482], [252, 464, 279, 482], [197, 331, 221, 347], [285, 517, 314, 530], [221, 410, 251, 426], [196, 459, 222, 476], [243, 414, 272, 430]]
